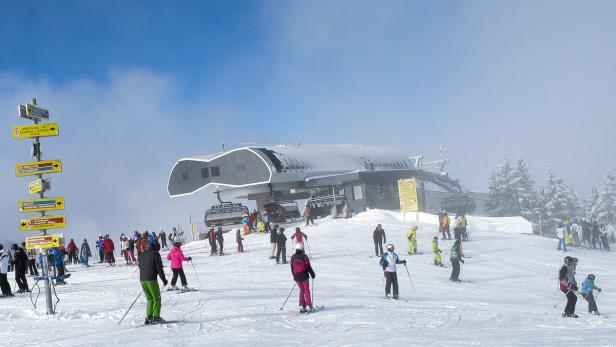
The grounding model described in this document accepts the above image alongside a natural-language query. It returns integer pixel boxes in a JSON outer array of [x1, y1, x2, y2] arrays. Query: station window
[[182, 173, 189, 181], [211, 166, 221, 177], [353, 185, 363, 200], [201, 168, 209, 178]]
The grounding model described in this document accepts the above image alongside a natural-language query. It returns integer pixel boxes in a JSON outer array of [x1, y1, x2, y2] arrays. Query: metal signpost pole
[[29, 98, 54, 315]]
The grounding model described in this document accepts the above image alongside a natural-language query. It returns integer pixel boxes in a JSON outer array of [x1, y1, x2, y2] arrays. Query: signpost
[[13, 98, 63, 315], [18, 197, 64, 213], [15, 160, 62, 176], [398, 178, 419, 222], [12, 123, 59, 139], [25, 235, 60, 250]]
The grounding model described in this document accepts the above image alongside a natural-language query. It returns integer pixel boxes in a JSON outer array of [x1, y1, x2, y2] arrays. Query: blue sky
[[1, 0, 615, 243]]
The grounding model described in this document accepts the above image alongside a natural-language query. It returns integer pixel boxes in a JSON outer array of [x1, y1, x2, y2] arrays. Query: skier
[[449, 239, 464, 282], [159, 230, 168, 251], [276, 227, 288, 264], [304, 205, 314, 226], [290, 243, 316, 313], [135, 232, 144, 260], [96, 235, 105, 263], [600, 225, 610, 251], [591, 222, 600, 249], [216, 226, 225, 256], [24, 243, 38, 276], [269, 224, 278, 259], [441, 211, 451, 240], [0, 244, 13, 297], [581, 274, 602, 315], [102, 234, 115, 266], [379, 244, 406, 299], [557, 221, 568, 252], [373, 224, 386, 257], [139, 239, 168, 325], [166, 242, 192, 291], [407, 225, 418, 255], [559, 256, 578, 318], [571, 222, 582, 247], [208, 227, 218, 256], [263, 212, 271, 232], [236, 229, 244, 253], [242, 215, 250, 234], [67, 239, 78, 264], [291, 227, 307, 249], [119, 234, 127, 261], [127, 237, 137, 264], [431, 237, 443, 266], [11, 244, 29, 293], [51, 246, 67, 285], [456, 214, 468, 241], [80, 239, 92, 267], [581, 220, 592, 248]]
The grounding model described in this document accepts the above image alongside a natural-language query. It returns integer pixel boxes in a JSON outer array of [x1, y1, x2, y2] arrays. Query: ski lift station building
[[167, 144, 482, 215]]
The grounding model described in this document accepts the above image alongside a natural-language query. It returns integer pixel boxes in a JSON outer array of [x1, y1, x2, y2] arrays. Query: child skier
[[290, 243, 316, 313], [407, 225, 418, 255], [559, 256, 578, 318], [379, 244, 407, 299], [139, 240, 168, 324], [581, 274, 602, 315], [236, 229, 244, 252], [449, 239, 464, 281], [166, 242, 192, 291], [431, 237, 443, 266], [291, 227, 307, 249]]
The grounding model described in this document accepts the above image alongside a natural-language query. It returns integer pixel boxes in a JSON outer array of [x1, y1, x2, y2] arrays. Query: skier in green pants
[[139, 240, 168, 325]]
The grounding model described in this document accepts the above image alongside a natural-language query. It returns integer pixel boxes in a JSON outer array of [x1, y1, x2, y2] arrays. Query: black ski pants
[[15, 268, 28, 291], [217, 240, 224, 255], [450, 260, 461, 280], [276, 247, 287, 263], [99, 249, 104, 262], [209, 240, 218, 255], [374, 242, 383, 256], [171, 268, 188, 287], [384, 271, 399, 297], [305, 216, 314, 226], [564, 290, 577, 315], [0, 273, 12, 295], [582, 292, 598, 313], [28, 259, 38, 276]]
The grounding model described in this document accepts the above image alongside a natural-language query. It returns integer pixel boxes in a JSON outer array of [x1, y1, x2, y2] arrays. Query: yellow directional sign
[[18, 197, 65, 213], [15, 160, 62, 177], [19, 215, 66, 231], [29, 178, 43, 194], [12, 123, 59, 139], [25, 235, 60, 250]]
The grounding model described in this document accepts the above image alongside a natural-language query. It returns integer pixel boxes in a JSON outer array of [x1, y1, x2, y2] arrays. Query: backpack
[[291, 256, 307, 275]]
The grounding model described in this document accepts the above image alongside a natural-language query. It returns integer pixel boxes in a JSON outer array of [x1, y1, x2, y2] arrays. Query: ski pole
[[403, 264, 416, 292], [311, 278, 315, 306], [305, 239, 312, 256], [280, 282, 297, 311], [553, 289, 569, 308], [243, 239, 249, 252], [131, 266, 139, 277], [190, 260, 202, 287], [118, 290, 142, 325]]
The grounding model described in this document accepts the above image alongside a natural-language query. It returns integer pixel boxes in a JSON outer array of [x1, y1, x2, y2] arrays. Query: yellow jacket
[[407, 227, 417, 241]]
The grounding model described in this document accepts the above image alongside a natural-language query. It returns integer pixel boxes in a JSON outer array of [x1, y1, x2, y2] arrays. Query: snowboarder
[[166, 242, 192, 291], [276, 227, 288, 264], [373, 224, 386, 257], [208, 227, 218, 256], [449, 239, 464, 282], [269, 224, 279, 259], [304, 205, 314, 226], [407, 225, 418, 255], [379, 244, 406, 299], [291, 227, 307, 249], [11, 244, 29, 293], [0, 244, 14, 297], [139, 239, 168, 325], [216, 226, 225, 256], [236, 229, 244, 252], [159, 230, 168, 250], [80, 239, 92, 267], [581, 274, 602, 315], [290, 243, 316, 313], [559, 256, 578, 318], [431, 237, 443, 266]]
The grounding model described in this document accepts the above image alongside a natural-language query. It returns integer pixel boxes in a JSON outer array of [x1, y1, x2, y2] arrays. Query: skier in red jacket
[[102, 235, 115, 266]]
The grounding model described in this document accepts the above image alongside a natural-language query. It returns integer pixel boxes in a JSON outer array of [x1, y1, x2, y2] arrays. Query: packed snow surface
[[2, 210, 614, 346]]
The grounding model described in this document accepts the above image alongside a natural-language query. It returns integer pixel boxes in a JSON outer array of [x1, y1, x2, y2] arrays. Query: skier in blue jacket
[[581, 274, 602, 315]]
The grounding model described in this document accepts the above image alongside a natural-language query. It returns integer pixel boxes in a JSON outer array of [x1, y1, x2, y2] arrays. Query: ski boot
[[392, 295, 399, 300], [299, 306, 307, 314], [145, 316, 153, 325], [307, 305, 314, 312], [150, 317, 166, 324], [167, 286, 178, 291], [182, 285, 190, 292]]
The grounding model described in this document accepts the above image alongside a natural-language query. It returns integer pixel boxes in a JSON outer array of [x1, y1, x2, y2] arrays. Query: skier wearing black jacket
[[139, 241, 168, 325], [373, 224, 386, 256], [216, 226, 225, 256], [269, 225, 279, 259], [11, 244, 29, 293], [276, 228, 288, 264]]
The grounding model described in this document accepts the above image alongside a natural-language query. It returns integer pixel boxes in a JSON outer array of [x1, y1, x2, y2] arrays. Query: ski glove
[[311, 273, 316, 279], [401, 260, 407, 265], [597, 288, 602, 292], [460, 259, 465, 264], [187, 257, 192, 261]]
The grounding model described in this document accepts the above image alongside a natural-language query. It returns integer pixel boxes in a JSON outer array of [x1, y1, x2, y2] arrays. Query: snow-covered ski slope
[[2, 210, 614, 346]]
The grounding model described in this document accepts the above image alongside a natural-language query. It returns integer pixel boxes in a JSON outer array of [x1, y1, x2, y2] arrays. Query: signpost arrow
[[15, 160, 62, 177], [18, 197, 65, 213], [19, 215, 66, 231], [12, 123, 59, 139]]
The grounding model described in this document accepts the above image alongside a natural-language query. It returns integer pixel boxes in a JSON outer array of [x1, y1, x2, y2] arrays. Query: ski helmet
[[433, 236, 438, 240], [588, 274, 595, 281], [564, 256, 574, 263], [386, 244, 394, 251]]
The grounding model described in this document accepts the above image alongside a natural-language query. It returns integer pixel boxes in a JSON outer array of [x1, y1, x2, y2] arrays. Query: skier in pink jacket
[[166, 242, 192, 291]]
